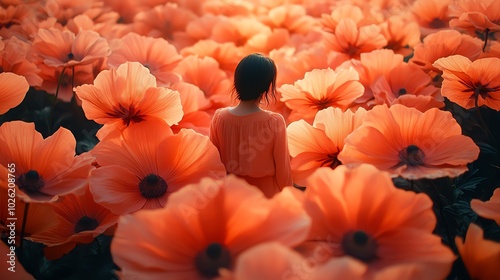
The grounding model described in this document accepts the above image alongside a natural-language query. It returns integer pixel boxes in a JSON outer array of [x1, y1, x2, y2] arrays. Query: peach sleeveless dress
[[209, 107, 293, 197]]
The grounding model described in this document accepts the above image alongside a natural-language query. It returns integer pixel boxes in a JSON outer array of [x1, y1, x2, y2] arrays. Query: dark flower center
[[313, 98, 333, 110], [74, 216, 99, 233], [429, 18, 446, 29], [195, 243, 231, 277], [321, 153, 342, 169], [139, 174, 168, 199], [107, 104, 145, 126], [18, 170, 45, 193], [474, 84, 491, 100], [398, 88, 407, 95], [67, 52, 75, 60], [398, 145, 425, 166], [341, 230, 378, 262]]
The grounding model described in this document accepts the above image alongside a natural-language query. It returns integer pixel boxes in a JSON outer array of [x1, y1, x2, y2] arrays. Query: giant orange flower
[[322, 18, 387, 61], [379, 15, 421, 57], [410, 0, 451, 36], [455, 223, 500, 280], [433, 55, 500, 110], [30, 28, 110, 68], [74, 61, 183, 139], [409, 30, 483, 79], [0, 121, 95, 202], [30, 186, 118, 259], [287, 107, 366, 186], [471, 188, 500, 225], [297, 165, 455, 279], [280, 67, 364, 123], [0, 72, 28, 115], [173, 55, 232, 109], [107, 32, 182, 86], [111, 175, 311, 279], [448, 0, 500, 36], [371, 62, 444, 111], [89, 120, 226, 215], [338, 104, 480, 179]]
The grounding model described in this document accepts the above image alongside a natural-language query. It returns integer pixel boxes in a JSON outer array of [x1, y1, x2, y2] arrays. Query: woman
[[209, 53, 293, 197]]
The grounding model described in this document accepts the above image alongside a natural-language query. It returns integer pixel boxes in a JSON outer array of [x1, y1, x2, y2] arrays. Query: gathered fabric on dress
[[209, 107, 293, 197]]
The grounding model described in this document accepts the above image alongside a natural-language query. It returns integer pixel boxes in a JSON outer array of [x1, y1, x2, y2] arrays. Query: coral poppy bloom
[[433, 55, 500, 110], [280, 67, 364, 123], [379, 16, 421, 57], [322, 18, 387, 61], [448, 0, 500, 36], [74, 61, 183, 139], [338, 104, 480, 179], [455, 223, 500, 280], [410, 0, 452, 36], [210, 17, 272, 47], [111, 175, 311, 279], [30, 186, 118, 259], [0, 121, 95, 202], [371, 63, 443, 111], [297, 165, 455, 279], [409, 30, 483, 79], [471, 188, 500, 225], [0, 72, 28, 115], [30, 28, 110, 68], [287, 107, 366, 186], [107, 32, 182, 86], [339, 49, 405, 106], [261, 4, 319, 35], [89, 120, 226, 215], [174, 55, 232, 109]]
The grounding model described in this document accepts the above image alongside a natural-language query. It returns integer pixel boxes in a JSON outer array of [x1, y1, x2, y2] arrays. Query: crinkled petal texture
[[287, 107, 366, 185], [471, 188, 500, 225], [89, 120, 226, 215], [280, 67, 364, 122], [338, 104, 479, 179], [0, 121, 94, 203], [297, 165, 454, 280], [0, 72, 29, 115], [111, 175, 311, 279], [75, 61, 183, 139], [433, 55, 500, 110], [456, 223, 500, 280]]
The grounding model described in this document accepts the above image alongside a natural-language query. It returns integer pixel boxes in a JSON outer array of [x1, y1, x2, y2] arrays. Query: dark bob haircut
[[232, 53, 277, 104]]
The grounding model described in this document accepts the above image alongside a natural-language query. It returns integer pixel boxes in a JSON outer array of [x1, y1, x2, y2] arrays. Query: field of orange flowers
[[1, 0, 499, 279]]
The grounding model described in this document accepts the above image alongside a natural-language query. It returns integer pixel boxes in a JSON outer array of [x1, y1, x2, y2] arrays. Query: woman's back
[[210, 107, 292, 197]]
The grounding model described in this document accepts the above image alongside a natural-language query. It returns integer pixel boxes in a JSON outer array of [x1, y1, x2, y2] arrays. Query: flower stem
[[20, 203, 30, 249], [482, 28, 490, 52]]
